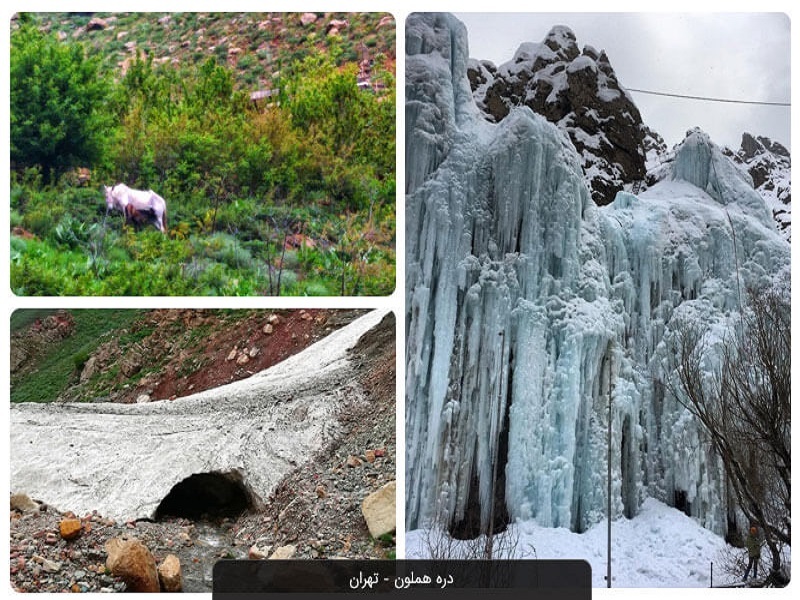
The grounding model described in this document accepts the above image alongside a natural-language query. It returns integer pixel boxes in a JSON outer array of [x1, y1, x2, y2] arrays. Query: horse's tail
[[162, 206, 168, 234]]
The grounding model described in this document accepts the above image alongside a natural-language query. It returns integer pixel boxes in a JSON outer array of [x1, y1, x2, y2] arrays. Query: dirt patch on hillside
[[141, 309, 366, 403], [12, 309, 366, 405]]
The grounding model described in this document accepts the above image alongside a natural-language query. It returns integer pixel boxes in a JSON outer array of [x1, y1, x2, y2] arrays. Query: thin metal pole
[[486, 330, 505, 559], [607, 390, 612, 588], [606, 348, 616, 590]]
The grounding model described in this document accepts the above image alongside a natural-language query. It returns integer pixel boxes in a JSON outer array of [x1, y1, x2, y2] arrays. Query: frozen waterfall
[[405, 13, 790, 538]]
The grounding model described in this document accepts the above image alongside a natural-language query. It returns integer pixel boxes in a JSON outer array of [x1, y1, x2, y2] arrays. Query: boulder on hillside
[[105, 537, 160, 593], [157, 554, 183, 592], [300, 13, 317, 26], [86, 17, 108, 31], [361, 481, 396, 538]]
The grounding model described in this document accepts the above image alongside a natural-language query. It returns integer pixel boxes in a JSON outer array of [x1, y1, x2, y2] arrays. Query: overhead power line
[[627, 87, 790, 107]]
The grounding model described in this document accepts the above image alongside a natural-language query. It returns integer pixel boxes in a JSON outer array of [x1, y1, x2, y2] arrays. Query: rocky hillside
[[467, 25, 646, 206], [22, 12, 396, 90], [726, 133, 791, 240], [466, 25, 791, 238], [11, 309, 366, 405]]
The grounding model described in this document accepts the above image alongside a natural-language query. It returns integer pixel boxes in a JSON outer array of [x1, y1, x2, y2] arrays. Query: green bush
[[10, 210, 23, 229], [10, 186, 25, 211], [236, 53, 255, 70], [10, 16, 114, 174], [24, 206, 57, 238], [73, 350, 90, 371], [51, 215, 96, 250], [301, 281, 332, 296], [201, 232, 255, 270]]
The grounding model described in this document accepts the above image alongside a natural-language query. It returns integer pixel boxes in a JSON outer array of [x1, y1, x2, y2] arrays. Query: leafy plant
[[11, 15, 114, 174]]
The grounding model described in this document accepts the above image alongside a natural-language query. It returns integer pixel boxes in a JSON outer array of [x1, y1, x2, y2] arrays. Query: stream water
[[179, 520, 248, 592]]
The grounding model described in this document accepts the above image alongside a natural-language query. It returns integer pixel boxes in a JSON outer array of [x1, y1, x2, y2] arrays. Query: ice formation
[[405, 13, 790, 538]]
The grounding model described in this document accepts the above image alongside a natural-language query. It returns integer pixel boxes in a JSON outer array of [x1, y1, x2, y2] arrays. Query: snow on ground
[[407, 498, 743, 587]]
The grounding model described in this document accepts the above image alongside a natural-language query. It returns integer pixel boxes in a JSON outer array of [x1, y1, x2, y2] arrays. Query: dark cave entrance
[[449, 348, 514, 541], [154, 472, 255, 521], [620, 415, 636, 519], [674, 489, 691, 517]]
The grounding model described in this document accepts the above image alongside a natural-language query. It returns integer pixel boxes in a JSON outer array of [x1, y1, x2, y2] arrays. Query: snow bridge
[[10, 310, 389, 522]]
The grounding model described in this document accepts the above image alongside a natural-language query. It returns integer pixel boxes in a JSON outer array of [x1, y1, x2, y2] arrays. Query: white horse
[[104, 183, 168, 233]]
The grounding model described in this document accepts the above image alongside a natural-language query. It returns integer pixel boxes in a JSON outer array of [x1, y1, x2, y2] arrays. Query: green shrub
[[10, 210, 23, 229], [237, 53, 255, 70], [201, 232, 255, 270], [73, 350, 90, 371], [10, 186, 25, 211], [301, 280, 332, 296], [24, 206, 57, 238], [10, 236, 28, 262], [11, 18, 114, 173], [275, 269, 297, 291], [51, 215, 100, 250]]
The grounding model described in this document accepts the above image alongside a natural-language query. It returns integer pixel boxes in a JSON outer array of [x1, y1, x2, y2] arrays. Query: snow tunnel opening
[[154, 471, 255, 522]]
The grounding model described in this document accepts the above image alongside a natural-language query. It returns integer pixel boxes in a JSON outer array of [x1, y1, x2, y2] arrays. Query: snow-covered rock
[[642, 125, 669, 176], [405, 13, 790, 542], [647, 129, 791, 241], [726, 133, 791, 241], [467, 25, 647, 205]]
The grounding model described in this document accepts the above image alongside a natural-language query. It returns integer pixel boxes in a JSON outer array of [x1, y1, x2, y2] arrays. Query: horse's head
[[104, 184, 130, 214], [103, 185, 115, 211]]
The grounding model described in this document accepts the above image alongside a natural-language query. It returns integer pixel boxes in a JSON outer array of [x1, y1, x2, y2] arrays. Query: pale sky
[[454, 12, 791, 152]]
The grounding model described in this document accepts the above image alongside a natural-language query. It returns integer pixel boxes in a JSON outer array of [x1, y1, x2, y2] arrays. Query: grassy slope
[[12, 12, 396, 297], [10, 309, 59, 333], [11, 310, 144, 403]]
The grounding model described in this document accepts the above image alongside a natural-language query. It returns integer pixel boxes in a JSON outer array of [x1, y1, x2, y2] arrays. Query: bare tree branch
[[667, 286, 790, 586]]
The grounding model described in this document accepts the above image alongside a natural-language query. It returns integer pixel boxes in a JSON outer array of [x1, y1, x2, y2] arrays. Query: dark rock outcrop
[[726, 133, 791, 240], [468, 26, 647, 205]]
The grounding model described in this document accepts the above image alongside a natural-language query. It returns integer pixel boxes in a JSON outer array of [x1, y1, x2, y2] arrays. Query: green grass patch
[[11, 310, 145, 403]]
